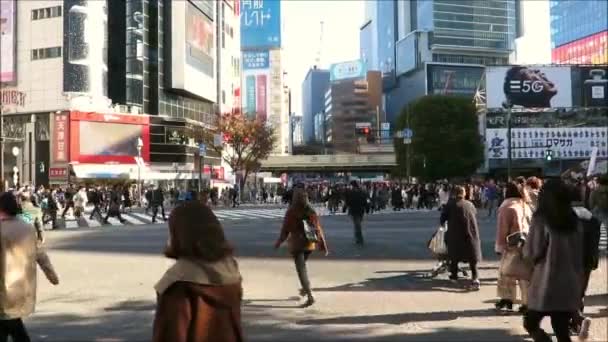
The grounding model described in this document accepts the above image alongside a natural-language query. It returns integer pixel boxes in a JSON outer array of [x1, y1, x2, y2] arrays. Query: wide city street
[[28, 207, 607, 342]]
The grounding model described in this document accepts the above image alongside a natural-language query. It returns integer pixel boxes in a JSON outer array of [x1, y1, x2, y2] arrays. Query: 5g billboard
[[486, 66, 573, 109]]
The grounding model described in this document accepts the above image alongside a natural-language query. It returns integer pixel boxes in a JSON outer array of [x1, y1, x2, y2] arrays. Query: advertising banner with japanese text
[[243, 51, 270, 70], [486, 127, 608, 160], [241, 0, 281, 49], [242, 51, 270, 121], [53, 113, 70, 163]]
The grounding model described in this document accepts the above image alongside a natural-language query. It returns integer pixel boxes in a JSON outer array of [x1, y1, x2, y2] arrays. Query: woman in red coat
[[275, 187, 328, 307], [153, 202, 243, 342]]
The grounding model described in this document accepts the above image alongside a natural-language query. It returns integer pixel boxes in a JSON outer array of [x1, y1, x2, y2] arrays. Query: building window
[[31, 47, 62, 60], [222, 90, 226, 104], [32, 6, 62, 20]]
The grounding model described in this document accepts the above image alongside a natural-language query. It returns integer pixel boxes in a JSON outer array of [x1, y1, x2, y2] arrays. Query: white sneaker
[[579, 317, 591, 340]]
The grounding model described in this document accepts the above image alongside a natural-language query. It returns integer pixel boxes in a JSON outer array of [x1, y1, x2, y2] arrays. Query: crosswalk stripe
[[239, 210, 282, 218], [122, 214, 146, 225], [65, 220, 79, 229], [83, 216, 102, 228], [131, 212, 165, 223], [106, 217, 123, 226], [215, 211, 248, 219]]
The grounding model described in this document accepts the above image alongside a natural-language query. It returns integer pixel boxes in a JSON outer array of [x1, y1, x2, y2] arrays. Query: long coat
[[276, 206, 328, 254], [0, 218, 58, 320], [440, 198, 482, 263]]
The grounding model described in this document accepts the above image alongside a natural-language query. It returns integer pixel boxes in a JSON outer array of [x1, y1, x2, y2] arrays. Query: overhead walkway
[[259, 153, 397, 172]]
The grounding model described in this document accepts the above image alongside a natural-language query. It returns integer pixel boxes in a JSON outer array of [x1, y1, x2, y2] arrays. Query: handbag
[[428, 225, 448, 256], [302, 218, 319, 243], [499, 247, 533, 280]]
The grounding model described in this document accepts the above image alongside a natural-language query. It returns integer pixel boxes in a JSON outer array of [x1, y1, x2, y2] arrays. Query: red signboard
[[69, 111, 150, 164], [552, 30, 608, 65], [49, 167, 68, 178], [202, 166, 225, 180], [53, 112, 69, 162], [256, 75, 267, 121]]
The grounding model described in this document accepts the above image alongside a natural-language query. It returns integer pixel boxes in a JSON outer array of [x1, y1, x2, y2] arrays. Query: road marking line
[[65, 220, 79, 229], [83, 216, 101, 228], [122, 214, 146, 225], [106, 217, 123, 226]]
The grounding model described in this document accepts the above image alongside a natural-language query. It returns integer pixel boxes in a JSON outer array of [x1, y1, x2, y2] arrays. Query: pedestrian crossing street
[[52, 206, 412, 230]]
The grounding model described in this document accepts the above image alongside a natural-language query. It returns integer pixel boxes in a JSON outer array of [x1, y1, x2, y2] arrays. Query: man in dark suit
[[345, 181, 368, 246]]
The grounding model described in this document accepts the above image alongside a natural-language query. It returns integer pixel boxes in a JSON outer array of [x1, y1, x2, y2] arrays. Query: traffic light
[[355, 127, 371, 136], [544, 149, 553, 161]]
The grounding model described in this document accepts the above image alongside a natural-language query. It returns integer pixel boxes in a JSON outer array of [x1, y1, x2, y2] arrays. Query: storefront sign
[[53, 113, 69, 162], [0, 89, 26, 106], [49, 167, 68, 178]]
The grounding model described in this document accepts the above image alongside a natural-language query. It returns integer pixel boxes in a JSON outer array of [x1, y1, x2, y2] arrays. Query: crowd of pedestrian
[[1, 173, 606, 341]]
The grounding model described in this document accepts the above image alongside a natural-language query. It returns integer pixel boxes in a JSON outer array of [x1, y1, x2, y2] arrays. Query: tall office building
[[362, 0, 523, 124], [325, 60, 382, 154], [240, 0, 290, 155], [550, 0, 608, 64], [301, 67, 330, 144]]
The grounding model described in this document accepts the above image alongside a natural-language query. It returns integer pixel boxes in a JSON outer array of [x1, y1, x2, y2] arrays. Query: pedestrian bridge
[[259, 153, 397, 172]]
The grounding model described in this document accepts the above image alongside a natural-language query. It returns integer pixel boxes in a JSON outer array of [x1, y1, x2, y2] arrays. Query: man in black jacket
[[88, 186, 103, 221], [345, 181, 368, 246], [151, 187, 166, 223], [61, 184, 75, 218]]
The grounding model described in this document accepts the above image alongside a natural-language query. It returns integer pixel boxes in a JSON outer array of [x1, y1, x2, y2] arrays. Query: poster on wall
[[242, 51, 270, 121], [577, 66, 608, 107], [186, 2, 214, 77], [486, 66, 573, 109], [486, 126, 608, 160], [241, 0, 281, 49], [0, 0, 16, 84]]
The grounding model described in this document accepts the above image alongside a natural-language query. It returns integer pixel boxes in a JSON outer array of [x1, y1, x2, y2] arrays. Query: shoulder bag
[[302, 207, 319, 243]]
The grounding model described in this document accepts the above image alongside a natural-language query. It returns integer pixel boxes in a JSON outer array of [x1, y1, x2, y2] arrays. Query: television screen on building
[[79, 121, 142, 156]]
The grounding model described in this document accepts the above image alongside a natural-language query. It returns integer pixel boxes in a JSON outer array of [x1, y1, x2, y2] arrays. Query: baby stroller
[[427, 225, 468, 278]]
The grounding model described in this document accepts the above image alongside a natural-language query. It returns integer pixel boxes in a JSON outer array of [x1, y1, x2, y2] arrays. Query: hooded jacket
[[153, 257, 243, 342]]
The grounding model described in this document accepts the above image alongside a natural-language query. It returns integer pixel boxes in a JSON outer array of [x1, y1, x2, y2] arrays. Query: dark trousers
[[90, 204, 102, 220], [152, 204, 166, 222], [293, 251, 312, 295], [449, 259, 478, 280], [0, 318, 30, 342], [524, 310, 572, 342], [351, 214, 364, 245], [61, 200, 74, 218], [104, 208, 125, 223]]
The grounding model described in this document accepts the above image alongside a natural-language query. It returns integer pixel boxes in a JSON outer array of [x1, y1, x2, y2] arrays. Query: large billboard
[[69, 111, 150, 164], [168, 1, 216, 102], [486, 109, 608, 160], [0, 0, 17, 84], [486, 66, 573, 109], [552, 30, 608, 65], [426, 64, 484, 97], [242, 51, 270, 121], [241, 0, 281, 49], [575, 66, 608, 107], [330, 60, 367, 82]]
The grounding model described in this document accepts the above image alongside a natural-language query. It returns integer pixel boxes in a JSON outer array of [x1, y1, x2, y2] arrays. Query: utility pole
[[505, 104, 513, 181], [406, 104, 411, 183]]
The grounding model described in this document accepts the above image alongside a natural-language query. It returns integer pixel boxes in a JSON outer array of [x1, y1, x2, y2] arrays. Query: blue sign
[[242, 51, 269, 70], [330, 60, 368, 81], [199, 143, 207, 156], [403, 129, 413, 139], [241, 0, 281, 49]]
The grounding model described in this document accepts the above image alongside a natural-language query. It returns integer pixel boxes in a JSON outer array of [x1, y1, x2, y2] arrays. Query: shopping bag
[[499, 248, 533, 281], [428, 225, 448, 256]]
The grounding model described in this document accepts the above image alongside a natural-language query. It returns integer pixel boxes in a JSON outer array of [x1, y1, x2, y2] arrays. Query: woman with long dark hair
[[523, 179, 585, 342], [275, 188, 328, 307]]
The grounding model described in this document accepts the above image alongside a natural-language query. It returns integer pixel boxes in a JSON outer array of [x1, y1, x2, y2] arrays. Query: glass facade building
[[301, 68, 330, 144], [430, 0, 517, 51], [550, 0, 608, 65], [550, 0, 608, 48]]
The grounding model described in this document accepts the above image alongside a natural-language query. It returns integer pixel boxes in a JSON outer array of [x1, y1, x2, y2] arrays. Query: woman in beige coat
[[495, 181, 531, 312], [0, 192, 59, 341]]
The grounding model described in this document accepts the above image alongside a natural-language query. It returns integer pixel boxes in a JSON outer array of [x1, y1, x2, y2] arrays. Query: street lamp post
[[136, 137, 143, 206], [504, 103, 513, 181], [12, 146, 20, 187]]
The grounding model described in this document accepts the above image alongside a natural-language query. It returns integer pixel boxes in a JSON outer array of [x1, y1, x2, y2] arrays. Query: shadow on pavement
[[296, 308, 506, 325], [313, 270, 485, 293]]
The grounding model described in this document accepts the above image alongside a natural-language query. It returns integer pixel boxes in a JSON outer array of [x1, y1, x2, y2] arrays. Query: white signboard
[[486, 66, 573, 109], [486, 127, 608, 160]]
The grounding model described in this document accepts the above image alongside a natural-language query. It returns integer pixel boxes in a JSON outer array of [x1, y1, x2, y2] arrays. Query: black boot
[[494, 299, 513, 311], [301, 293, 315, 308]]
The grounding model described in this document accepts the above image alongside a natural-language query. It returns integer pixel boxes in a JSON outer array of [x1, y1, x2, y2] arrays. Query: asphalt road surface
[[27, 209, 607, 341]]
